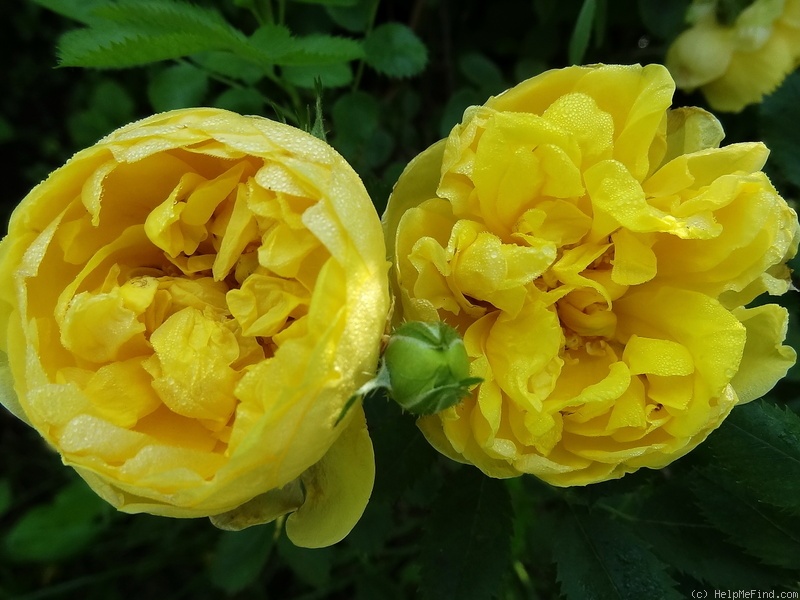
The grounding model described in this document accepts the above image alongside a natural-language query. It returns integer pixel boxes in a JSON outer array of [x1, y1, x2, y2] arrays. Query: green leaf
[[29, 0, 109, 24], [691, 469, 800, 570], [57, 0, 248, 68], [4, 479, 108, 563], [148, 63, 209, 112], [58, 28, 235, 69], [345, 499, 393, 555], [193, 51, 266, 84], [277, 534, 333, 588], [364, 399, 440, 505], [593, 0, 607, 47], [274, 34, 364, 66], [553, 507, 681, 600], [209, 524, 275, 594], [355, 569, 408, 600], [698, 401, 800, 512], [637, 0, 691, 40], [212, 87, 264, 114], [92, 0, 244, 44], [568, 0, 596, 65], [458, 52, 506, 96], [360, 128, 394, 169], [330, 91, 393, 170], [631, 480, 785, 588], [332, 91, 379, 141], [760, 72, 800, 188], [420, 468, 513, 600], [282, 63, 353, 89], [248, 24, 295, 62], [326, 0, 379, 33], [364, 23, 428, 78], [67, 79, 135, 147]]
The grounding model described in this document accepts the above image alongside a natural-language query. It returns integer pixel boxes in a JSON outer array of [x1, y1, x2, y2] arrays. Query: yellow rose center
[[50, 148, 330, 455]]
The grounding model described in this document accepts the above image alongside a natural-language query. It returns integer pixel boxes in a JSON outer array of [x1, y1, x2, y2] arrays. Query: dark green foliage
[[58, 1, 249, 68], [277, 535, 333, 588], [553, 506, 681, 600], [692, 470, 800, 571], [568, 0, 597, 65], [760, 72, 800, 188], [0, 481, 10, 519], [147, 63, 210, 112], [331, 90, 394, 171], [631, 480, 783, 589], [4, 479, 110, 563], [209, 525, 276, 594], [363, 23, 427, 78], [326, 0, 378, 33], [66, 79, 136, 147], [212, 87, 266, 114], [696, 401, 800, 513], [637, 0, 691, 40], [420, 467, 513, 600]]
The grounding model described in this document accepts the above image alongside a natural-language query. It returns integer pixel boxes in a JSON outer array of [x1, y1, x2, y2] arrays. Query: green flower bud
[[334, 321, 480, 425], [383, 321, 480, 415]]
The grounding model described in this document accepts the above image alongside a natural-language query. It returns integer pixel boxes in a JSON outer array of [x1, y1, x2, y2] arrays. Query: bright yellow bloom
[[0, 108, 390, 547], [666, 0, 800, 112], [385, 64, 798, 486]]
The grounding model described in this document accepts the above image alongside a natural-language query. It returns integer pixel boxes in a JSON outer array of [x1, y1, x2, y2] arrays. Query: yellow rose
[[666, 0, 800, 112], [385, 64, 799, 486], [0, 108, 390, 547]]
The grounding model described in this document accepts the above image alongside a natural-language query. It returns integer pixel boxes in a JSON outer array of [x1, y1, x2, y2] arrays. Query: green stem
[[273, 74, 302, 118], [260, 0, 275, 24], [181, 58, 300, 125], [181, 58, 244, 91], [351, 0, 382, 92], [248, 5, 265, 25], [277, 0, 286, 25]]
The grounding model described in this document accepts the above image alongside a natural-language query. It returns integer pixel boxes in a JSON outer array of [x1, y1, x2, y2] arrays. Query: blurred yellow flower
[[666, 0, 800, 112], [0, 108, 390, 547], [385, 64, 799, 486]]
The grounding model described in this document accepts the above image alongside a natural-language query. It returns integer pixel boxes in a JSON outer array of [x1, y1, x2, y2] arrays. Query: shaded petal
[[285, 406, 374, 548], [730, 304, 797, 403]]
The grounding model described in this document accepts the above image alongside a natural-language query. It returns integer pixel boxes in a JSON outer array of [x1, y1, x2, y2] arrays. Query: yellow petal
[[227, 273, 309, 338], [615, 286, 746, 395], [666, 24, 735, 89], [145, 307, 239, 423], [485, 302, 563, 412], [623, 335, 695, 377], [730, 304, 796, 403], [285, 406, 374, 548], [611, 228, 657, 285], [383, 140, 448, 263], [60, 290, 147, 364], [84, 358, 161, 428]]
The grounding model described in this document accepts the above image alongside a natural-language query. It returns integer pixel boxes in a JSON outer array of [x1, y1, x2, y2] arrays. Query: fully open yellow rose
[[0, 108, 390, 547], [385, 63, 798, 486], [666, 0, 800, 112]]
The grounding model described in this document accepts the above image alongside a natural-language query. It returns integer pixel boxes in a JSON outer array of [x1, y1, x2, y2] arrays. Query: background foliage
[[2, 0, 800, 598]]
